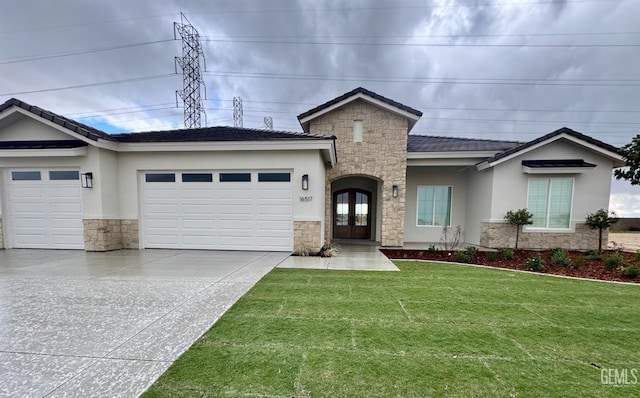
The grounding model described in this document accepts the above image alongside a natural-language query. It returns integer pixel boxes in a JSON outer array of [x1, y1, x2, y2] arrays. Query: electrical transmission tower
[[263, 117, 273, 130], [174, 12, 206, 128], [233, 97, 243, 127]]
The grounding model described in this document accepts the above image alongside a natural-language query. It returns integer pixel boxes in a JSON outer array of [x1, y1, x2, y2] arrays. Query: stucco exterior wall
[[404, 166, 468, 244], [117, 149, 326, 247], [464, 167, 494, 245], [0, 218, 4, 249], [308, 100, 408, 247], [489, 139, 614, 224], [0, 116, 73, 141]]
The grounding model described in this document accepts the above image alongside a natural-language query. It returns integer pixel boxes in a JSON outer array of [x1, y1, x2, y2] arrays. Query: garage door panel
[[257, 188, 291, 200], [7, 169, 84, 249], [257, 237, 292, 250], [218, 189, 252, 200], [10, 187, 45, 200], [143, 171, 292, 251], [181, 204, 216, 214], [49, 186, 82, 198]]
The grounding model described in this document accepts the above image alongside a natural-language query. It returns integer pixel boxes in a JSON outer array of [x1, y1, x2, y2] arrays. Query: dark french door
[[333, 189, 371, 239]]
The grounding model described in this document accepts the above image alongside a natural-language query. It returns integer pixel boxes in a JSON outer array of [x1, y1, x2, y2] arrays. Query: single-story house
[[0, 87, 625, 252]]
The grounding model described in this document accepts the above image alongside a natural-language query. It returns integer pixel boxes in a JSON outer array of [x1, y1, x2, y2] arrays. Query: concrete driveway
[[0, 249, 288, 397]]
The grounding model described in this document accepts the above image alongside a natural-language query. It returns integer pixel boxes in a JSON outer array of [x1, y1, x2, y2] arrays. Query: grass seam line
[[398, 299, 414, 322]]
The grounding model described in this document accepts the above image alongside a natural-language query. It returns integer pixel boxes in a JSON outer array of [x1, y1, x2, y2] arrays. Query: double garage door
[[143, 171, 293, 251], [5, 169, 84, 249]]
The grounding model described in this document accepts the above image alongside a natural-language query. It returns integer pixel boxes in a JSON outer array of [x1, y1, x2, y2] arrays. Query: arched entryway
[[330, 176, 380, 241]]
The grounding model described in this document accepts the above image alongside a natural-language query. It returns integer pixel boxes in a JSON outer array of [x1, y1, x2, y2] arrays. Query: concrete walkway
[[609, 232, 640, 251], [277, 243, 399, 271], [0, 249, 288, 398]]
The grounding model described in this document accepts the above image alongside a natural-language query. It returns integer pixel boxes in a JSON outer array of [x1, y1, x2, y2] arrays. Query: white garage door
[[142, 171, 293, 251], [6, 169, 84, 249]]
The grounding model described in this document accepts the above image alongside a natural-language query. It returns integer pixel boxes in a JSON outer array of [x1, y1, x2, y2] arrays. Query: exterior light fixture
[[302, 174, 309, 190], [81, 172, 93, 188], [392, 185, 399, 198]]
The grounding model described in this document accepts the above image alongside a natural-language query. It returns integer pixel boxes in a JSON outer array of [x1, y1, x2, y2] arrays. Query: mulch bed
[[380, 248, 640, 283]]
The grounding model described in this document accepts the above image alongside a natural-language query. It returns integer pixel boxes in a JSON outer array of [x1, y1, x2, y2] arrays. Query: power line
[[202, 38, 640, 49], [0, 39, 176, 65], [203, 71, 640, 87], [0, 74, 177, 96]]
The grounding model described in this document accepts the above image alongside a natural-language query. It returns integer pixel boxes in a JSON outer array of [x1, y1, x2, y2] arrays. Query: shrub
[[464, 246, 479, 257], [635, 251, 640, 262], [319, 242, 340, 257], [585, 209, 619, 253], [621, 265, 640, 279], [440, 225, 465, 251], [551, 248, 571, 267], [573, 257, 585, 270], [499, 247, 515, 260], [487, 251, 498, 262], [586, 250, 603, 261], [453, 251, 471, 263], [427, 245, 438, 252], [525, 254, 544, 271], [605, 254, 623, 271]]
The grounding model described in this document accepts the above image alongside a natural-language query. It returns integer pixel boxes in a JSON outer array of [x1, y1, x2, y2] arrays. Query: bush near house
[[503, 209, 534, 249], [585, 209, 619, 253]]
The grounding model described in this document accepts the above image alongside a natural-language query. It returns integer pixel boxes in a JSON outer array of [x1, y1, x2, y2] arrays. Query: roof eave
[[477, 132, 624, 170]]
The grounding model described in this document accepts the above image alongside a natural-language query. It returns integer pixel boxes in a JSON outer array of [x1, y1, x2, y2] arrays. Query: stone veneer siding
[[480, 222, 602, 250], [0, 218, 3, 249], [121, 219, 139, 249], [83, 219, 123, 251], [310, 100, 408, 247], [294, 221, 322, 252]]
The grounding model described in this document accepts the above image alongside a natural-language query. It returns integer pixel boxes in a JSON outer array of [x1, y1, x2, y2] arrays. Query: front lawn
[[143, 262, 640, 397]]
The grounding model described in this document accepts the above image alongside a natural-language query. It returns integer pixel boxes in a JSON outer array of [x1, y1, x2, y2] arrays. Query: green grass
[[143, 262, 640, 397]]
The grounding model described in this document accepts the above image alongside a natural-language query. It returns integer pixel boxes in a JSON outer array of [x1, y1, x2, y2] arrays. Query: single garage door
[[142, 171, 293, 251], [6, 169, 84, 249]]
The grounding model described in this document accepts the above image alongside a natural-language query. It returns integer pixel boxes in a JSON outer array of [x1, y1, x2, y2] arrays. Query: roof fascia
[[408, 158, 485, 166], [0, 147, 88, 158], [477, 133, 624, 170], [116, 139, 335, 153], [408, 150, 498, 159]]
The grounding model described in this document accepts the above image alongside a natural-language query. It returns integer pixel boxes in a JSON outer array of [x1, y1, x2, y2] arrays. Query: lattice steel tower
[[233, 97, 243, 127], [174, 12, 206, 128]]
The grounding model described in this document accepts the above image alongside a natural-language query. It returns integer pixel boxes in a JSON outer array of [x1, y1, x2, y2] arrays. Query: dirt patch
[[380, 249, 640, 283]]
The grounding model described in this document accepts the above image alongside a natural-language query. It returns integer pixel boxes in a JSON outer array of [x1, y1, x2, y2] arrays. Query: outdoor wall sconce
[[81, 172, 93, 188], [302, 174, 309, 190], [392, 185, 399, 198]]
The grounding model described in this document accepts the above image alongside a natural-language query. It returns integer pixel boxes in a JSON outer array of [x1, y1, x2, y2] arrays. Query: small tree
[[504, 209, 534, 249], [614, 134, 640, 185], [585, 209, 619, 253]]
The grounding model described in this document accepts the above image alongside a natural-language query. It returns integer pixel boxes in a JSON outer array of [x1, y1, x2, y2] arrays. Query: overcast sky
[[1, 0, 639, 215]]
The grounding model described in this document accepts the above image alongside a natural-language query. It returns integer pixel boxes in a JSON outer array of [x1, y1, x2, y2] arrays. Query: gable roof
[[0, 98, 116, 142], [477, 127, 623, 170], [408, 134, 521, 153], [297, 87, 423, 132], [112, 126, 334, 143]]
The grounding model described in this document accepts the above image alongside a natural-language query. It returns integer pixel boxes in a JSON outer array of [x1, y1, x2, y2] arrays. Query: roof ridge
[[409, 134, 523, 144], [112, 125, 333, 139]]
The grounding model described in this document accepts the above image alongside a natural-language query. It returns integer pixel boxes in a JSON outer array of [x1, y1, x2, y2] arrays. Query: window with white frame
[[417, 186, 452, 226], [527, 178, 573, 229]]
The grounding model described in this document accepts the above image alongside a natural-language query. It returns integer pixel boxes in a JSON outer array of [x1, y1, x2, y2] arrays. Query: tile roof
[[521, 159, 597, 168], [112, 126, 334, 143], [408, 134, 522, 152], [482, 127, 620, 164], [0, 98, 116, 142], [297, 87, 423, 120]]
